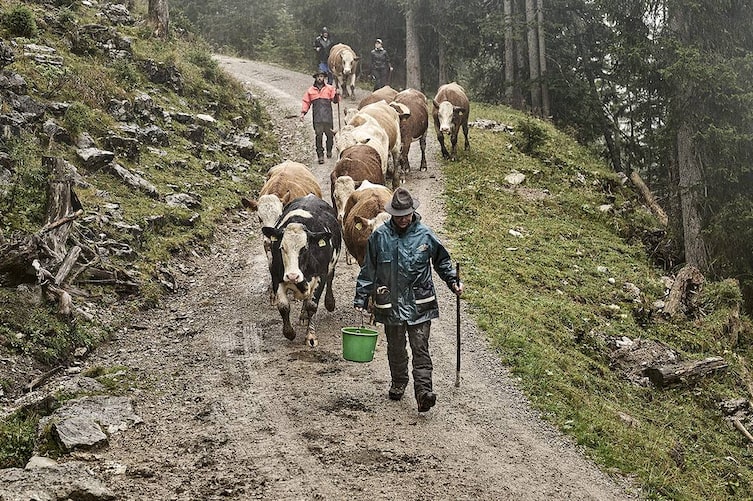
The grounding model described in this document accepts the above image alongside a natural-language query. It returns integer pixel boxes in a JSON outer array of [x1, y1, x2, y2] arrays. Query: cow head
[[340, 50, 359, 77], [333, 176, 356, 224], [434, 100, 463, 134], [263, 223, 332, 288]]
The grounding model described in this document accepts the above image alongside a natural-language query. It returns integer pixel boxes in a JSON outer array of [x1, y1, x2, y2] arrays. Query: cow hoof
[[325, 294, 335, 312], [306, 336, 318, 348], [283, 326, 296, 340]]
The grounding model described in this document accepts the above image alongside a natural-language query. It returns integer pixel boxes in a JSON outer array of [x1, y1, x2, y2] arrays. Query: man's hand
[[300, 113, 305, 122], [452, 281, 464, 296], [354, 306, 368, 314]]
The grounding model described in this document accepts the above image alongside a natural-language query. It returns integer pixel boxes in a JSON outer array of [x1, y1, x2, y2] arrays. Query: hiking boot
[[317, 156, 325, 164], [417, 392, 436, 412], [388, 382, 407, 401]]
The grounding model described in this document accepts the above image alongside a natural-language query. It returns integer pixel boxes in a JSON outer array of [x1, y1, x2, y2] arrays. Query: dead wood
[[630, 171, 668, 227], [643, 356, 728, 388], [733, 418, 753, 444], [54, 245, 81, 285], [24, 366, 64, 392], [664, 265, 704, 318]]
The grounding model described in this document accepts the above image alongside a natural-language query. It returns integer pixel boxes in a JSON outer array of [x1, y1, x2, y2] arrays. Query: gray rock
[[39, 395, 142, 452], [102, 3, 134, 25], [25, 456, 57, 469], [0, 461, 116, 501], [166, 193, 202, 209], [77, 148, 115, 170], [0, 71, 27, 93]]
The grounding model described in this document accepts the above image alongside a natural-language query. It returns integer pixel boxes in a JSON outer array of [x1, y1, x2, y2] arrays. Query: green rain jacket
[[354, 214, 458, 326]]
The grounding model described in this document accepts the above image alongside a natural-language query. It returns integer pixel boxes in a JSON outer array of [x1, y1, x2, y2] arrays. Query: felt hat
[[385, 187, 420, 216], [313, 70, 327, 78], [375, 38, 383, 44]]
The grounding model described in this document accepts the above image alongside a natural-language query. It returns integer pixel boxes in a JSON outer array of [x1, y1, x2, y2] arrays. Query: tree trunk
[[148, 0, 170, 39], [514, 0, 527, 110], [677, 122, 709, 272], [503, 0, 515, 105], [536, 0, 550, 118], [405, 6, 421, 89], [525, 0, 541, 115], [438, 41, 447, 85]]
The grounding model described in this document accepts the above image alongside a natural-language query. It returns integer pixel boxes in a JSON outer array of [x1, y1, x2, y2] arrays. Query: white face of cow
[[257, 194, 284, 228], [341, 51, 355, 76], [279, 223, 308, 285], [437, 101, 456, 134], [333, 176, 356, 223]]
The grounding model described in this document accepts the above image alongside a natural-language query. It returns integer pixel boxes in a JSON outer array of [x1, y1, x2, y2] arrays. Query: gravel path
[[85, 57, 638, 500]]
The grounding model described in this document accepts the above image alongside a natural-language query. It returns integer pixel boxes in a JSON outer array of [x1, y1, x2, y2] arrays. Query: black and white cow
[[262, 194, 341, 347]]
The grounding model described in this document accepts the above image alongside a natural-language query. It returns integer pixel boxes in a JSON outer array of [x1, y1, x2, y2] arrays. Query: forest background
[[171, 0, 753, 314]]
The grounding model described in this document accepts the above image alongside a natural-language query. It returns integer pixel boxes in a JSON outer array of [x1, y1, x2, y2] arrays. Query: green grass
[[444, 103, 753, 499]]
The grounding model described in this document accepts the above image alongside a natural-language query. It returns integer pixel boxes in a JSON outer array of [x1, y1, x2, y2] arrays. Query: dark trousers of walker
[[385, 320, 432, 399], [313, 122, 334, 159], [373, 68, 389, 90]]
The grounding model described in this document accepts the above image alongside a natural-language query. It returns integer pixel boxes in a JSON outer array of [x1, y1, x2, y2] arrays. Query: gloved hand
[[354, 306, 368, 314]]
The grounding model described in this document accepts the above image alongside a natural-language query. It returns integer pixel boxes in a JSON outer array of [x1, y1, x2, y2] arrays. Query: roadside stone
[[0, 461, 116, 501]]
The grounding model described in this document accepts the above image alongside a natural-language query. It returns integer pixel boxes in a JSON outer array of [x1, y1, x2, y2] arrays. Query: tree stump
[[664, 265, 704, 317]]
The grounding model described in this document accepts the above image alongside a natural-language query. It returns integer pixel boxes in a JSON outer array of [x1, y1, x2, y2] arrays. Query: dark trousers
[[373, 68, 389, 90], [313, 122, 334, 159], [385, 321, 432, 398]]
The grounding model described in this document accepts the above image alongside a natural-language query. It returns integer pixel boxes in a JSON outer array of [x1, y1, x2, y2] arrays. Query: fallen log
[[630, 171, 668, 227], [643, 356, 728, 388]]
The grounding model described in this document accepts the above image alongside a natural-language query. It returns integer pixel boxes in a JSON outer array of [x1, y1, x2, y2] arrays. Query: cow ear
[[355, 216, 369, 230], [432, 99, 439, 108], [310, 231, 332, 244], [281, 190, 292, 205], [262, 226, 282, 240], [241, 197, 258, 211], [454, 106, 465, 115]]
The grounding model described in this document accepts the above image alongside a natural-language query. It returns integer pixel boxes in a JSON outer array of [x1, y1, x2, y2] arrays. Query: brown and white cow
[[330, 144, 385, 222], [390, 88, 429, 175], [262, 194, 341, 347], [335, 112, 390, 176], [432, 82, 470, 160], [342, 184, 392, 266], [328, 43, 359, 99], [344, 100, 402, 188], [242, 161, 322, 261], [357, 85, 399, 109]]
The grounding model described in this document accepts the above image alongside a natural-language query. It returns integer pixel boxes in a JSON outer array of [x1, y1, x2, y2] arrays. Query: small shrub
[[0, 413, 36, 468], [513, 117, 549, 156], [2, 5, 38, 38]]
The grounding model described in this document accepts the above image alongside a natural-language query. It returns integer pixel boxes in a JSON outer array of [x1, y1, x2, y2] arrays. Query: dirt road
[[88, 58, 637, 499]]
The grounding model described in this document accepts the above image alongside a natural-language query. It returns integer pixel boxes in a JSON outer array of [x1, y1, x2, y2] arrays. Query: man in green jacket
[[354, 188, 463, 412]]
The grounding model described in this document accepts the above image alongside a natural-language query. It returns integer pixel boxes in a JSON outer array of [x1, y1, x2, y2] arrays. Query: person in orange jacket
[[301, 70, 340, 164]]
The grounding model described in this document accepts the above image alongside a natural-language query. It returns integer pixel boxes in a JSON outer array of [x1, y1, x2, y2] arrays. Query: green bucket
[[341, 326, 379, 362]]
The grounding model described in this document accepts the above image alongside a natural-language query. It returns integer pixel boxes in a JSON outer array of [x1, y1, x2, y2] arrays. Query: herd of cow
[[243, 75, 471, 348]]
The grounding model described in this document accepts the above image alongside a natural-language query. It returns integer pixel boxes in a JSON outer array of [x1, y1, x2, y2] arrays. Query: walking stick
[[455, 261, 461, 387], [337, 98, 342, 132]]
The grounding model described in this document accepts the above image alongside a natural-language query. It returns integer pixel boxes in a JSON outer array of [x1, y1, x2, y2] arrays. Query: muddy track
[[85, 58, 637, 500]]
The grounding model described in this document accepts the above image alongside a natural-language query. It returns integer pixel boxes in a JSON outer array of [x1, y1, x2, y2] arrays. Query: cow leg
[[276, 288, 295, 340], [450, 131, 458, 160], [437, 133, 450, 159], [419, 133, 428, 171], [324, 268, 336, 312], [299, 299, 319, 347], [463, 122, 470, 151]]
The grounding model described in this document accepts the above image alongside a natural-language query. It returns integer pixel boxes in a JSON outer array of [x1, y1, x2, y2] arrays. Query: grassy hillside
[[444, 104, 753, 499], [0, 0, 276, 465]]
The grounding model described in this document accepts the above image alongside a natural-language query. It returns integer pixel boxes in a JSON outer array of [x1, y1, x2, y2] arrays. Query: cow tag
[[355, 222, 363, 230], [270, 236, 278, 242], [318, 239, 327, 247]]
